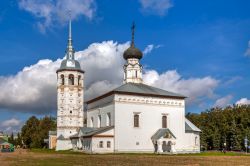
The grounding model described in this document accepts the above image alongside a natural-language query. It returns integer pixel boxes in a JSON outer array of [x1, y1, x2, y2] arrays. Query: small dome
[[59, 59, 81, 70], [123, 46, 143, 60]]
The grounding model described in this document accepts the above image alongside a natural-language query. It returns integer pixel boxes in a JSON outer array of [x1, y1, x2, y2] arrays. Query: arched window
[[78, 75, 81, 85], [98, 115, 101, 128], [162, 116, 167, 128], [106, 113, 111, 126], [69, 74, 74, 85], [90, 117, 94, 127], [134, 114, 139, 127], [107, 141, 111, 148], [60, 75, 64, 85], [195, 136, 198, 145]]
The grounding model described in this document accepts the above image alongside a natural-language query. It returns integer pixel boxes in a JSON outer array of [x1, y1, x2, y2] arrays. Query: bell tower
[[123, 22, 143, 84], [56, 17, 84, 151]]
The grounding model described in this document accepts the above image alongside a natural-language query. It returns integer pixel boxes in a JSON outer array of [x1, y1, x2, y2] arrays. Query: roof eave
[[87, 90, 186, 104]]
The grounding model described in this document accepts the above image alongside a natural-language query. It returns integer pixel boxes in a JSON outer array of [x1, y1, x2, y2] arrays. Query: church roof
[[185, 118, 201, 132], [87, 83, 186, 104], [70, 126, 114, 138]]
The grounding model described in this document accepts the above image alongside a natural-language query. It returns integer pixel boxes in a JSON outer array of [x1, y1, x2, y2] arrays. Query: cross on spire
[[68, 10, 72, 40], [66, 10, 74, 60], [131, 21, 135, 47]]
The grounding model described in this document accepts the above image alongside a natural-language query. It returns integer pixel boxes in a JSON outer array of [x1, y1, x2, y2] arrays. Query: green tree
[[187, 105, 250, 151], [21, 116, 39, 148], [21, 116, 56, 148]]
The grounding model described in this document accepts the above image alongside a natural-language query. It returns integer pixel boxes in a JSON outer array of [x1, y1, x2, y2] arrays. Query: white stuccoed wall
[[114, 94, 186, 152], [85, 92, 200, 153], [56, 70, 84, 150], [87, 95, 115, 128], [183, 132, 200, 152], [87, 104, 114, 128]]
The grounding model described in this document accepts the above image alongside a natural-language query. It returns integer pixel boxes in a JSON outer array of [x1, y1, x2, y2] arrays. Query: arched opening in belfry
[[60, 74, 65, 85], [78, 75, 81, 85], [69, 74, 74, 85]]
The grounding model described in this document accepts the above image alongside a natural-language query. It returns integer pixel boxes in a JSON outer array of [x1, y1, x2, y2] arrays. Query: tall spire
[[131, 21, 135, 47], [66, 10, 74, 60]]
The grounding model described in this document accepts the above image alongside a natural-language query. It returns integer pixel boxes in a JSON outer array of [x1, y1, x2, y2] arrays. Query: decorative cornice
[[87, 90, 185, 104], [57, 68, 85, 73]]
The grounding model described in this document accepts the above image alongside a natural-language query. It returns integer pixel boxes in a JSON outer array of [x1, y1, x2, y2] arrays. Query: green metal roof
[[71, 126, 114, 138], [185, 118, 201, 132], [59, 59, 82, 71], [151, 128, 176, 142], [114, 83, 186, 98], [87, 83, 186, 104]]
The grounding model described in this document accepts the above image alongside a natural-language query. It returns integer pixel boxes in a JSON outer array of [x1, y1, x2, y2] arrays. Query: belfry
[[56, 18, 84, 151]]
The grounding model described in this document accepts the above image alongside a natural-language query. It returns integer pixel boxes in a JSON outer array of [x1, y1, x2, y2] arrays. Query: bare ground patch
[[0, 149, 250, 166]]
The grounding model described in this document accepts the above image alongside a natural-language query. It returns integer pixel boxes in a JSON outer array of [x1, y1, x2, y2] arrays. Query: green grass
[[30, 148, 249, 156], [30, 148, 87, 154], [2, 149, 250, 166]]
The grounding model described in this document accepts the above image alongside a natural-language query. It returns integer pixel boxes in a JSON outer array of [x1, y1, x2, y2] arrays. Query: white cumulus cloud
[[236, 98, 250, 105], [143, 70, 219, 105], [18, 0, 96, 33], [0, 40, 220, 114], [143, 44, 163, 55], [0, 41, 128, 114], [139, 0, 173, 16], [213, 95, 233, 108], [0, 118, 22, 134], [1, 118, 21, 127]]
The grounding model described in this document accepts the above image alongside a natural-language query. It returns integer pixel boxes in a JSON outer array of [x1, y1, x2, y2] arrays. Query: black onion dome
[[123, 46, 143, 60]]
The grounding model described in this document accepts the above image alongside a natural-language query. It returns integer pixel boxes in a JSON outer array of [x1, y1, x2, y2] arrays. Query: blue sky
[[0, 0, 250, 133]]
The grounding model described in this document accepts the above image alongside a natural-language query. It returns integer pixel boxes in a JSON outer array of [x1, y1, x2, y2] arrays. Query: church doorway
[[162, 141, 172, 152]]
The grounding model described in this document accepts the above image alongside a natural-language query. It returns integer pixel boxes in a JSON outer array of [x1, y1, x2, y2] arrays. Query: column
[[157, 140, 163, 153], [170, 141, 177, 153]]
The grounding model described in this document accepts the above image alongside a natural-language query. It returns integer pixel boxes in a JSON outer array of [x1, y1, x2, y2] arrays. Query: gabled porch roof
[[151, 128, 176, 142]]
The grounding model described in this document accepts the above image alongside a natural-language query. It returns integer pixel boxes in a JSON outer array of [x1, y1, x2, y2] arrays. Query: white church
[[54, 20, 201, 154]]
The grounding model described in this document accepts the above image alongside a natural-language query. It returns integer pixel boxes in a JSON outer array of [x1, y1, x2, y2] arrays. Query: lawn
[[0, 149, 250, 166]]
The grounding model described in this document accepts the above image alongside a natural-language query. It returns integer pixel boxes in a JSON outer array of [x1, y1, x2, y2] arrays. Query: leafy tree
[[8, 132, 15, 145], [15, 132, 22, 146], [187, 105, 250, 151], [21, 116, 56, 148], [21, 116, 39, 148]]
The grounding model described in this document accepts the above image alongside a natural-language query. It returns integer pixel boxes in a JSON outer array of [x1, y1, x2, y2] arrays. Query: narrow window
[[135, 71, 138, 78], [78, 75, 81, 85], [162, 116, 167, 128], [106, 113, 111, 126], [69, 74, 74, 85], [98, 115, 101, 128], [195, 136, 198, 145], [99, 141, 103, 148], [134, 114, 139, 127], [107, 141, 111, 148], [60, 75, 64, 85], [90, 117, 94, 127]]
